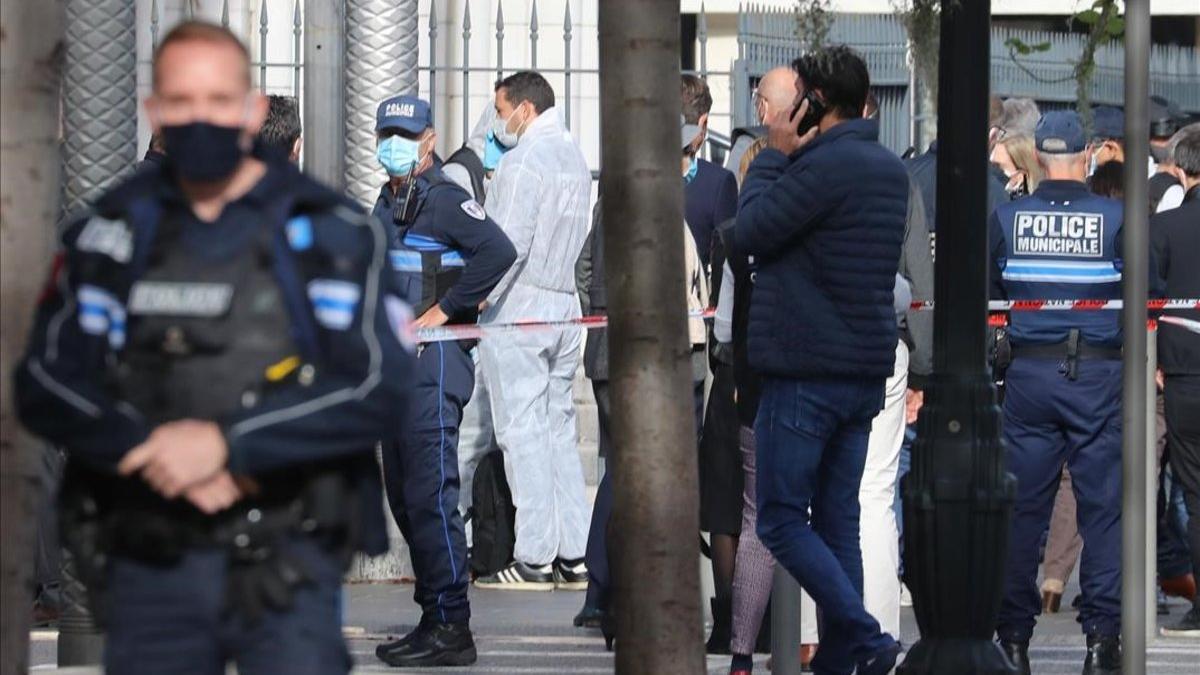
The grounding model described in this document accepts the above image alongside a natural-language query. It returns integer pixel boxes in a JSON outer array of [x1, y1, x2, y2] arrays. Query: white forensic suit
[[479, 107, 593, 566]]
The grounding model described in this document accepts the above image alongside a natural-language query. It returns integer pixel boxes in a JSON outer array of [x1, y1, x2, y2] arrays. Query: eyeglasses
[[989, 126, 1009, 142]]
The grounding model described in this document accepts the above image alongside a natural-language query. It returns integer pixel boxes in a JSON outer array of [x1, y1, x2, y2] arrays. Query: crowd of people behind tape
[[16, 20, 1200, 675]]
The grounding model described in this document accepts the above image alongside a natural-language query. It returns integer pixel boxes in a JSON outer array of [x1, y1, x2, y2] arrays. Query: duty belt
[[1010, 343, 1122, 361], [1011, 329, 1121, 380]]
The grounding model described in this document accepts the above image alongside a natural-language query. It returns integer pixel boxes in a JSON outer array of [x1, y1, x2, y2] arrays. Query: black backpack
[[444, 146, 487, 205], [468, 450, 516, 577]]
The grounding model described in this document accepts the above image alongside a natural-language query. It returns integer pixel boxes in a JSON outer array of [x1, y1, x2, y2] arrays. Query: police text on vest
[[1013, 211, 1103, 258]]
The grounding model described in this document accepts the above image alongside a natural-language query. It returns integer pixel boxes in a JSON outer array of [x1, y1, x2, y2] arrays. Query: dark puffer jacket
[[732, 118, 907, 380]]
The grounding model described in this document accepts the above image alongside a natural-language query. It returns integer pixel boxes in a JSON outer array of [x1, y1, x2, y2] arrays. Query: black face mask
[[161, 121, 246, 182]]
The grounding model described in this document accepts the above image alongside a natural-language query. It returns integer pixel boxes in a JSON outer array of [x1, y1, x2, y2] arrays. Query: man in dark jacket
[[1152, 127, 1200, 637], [730, 45, 905, 675], [681, 74, 739, 268]]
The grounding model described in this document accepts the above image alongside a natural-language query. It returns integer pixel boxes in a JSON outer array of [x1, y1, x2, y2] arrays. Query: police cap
[[376, 95, 432, 135], [1035, 111, 1087, 154]]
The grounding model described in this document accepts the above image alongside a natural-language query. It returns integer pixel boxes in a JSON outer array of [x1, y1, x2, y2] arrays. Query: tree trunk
[[1, 2, 66, 673], [598, 2, 705, 673]]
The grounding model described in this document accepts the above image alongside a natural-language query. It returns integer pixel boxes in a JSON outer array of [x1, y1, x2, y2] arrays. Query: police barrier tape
[[413, 299, 1200, 344]]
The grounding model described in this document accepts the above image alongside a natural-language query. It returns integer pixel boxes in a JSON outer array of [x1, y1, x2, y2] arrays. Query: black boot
[[574, 604, 605, 628], [375, 616, 432, 656], [706, 597, 732, 655], [998, 639, 1031, 675], [1082, 634, 1120, 675], [376, 621, 477, 668], [601, 610, 617, 652]]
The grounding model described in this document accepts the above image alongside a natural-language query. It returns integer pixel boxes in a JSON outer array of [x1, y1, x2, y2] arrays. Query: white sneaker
[[554, 558, 588, 590], [474, 561, 556, 591]]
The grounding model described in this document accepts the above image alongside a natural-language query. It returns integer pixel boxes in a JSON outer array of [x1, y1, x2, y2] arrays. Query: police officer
[[989, 111, 1125, 675], [14, 22, 413, 674], [369, 95, 517, 668]]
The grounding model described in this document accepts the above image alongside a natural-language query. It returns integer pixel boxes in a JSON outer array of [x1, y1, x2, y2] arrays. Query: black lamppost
[[898, 1, 1018, 672]]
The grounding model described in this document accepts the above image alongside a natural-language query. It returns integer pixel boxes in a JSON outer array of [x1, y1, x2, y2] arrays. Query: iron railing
[[736, 7, 1200, 154], [146, 0, 304, 97], [135, 3, 1200, 168], [420, 1, 735, 172]]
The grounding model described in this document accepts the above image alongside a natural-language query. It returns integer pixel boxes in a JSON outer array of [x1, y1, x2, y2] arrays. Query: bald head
[[755, 66, 799, 125]]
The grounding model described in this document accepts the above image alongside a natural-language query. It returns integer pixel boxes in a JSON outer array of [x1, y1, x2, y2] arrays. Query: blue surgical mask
[[684, 155, 699, 185], [376, 136, 422, 176], [483, 129, 509, 171]]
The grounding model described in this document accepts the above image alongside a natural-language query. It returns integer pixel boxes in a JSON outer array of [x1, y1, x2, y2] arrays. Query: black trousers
[[1164, 375, 1200, 607]]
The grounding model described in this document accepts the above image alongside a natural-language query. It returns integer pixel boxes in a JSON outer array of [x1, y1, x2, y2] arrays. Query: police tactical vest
[[387, 176, 472, 321], [114, 211, 295, 426], [995, 183, 1124, 348]]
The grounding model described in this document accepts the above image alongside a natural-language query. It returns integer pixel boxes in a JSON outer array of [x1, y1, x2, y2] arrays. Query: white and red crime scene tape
[[414, 299, 1200, 344]]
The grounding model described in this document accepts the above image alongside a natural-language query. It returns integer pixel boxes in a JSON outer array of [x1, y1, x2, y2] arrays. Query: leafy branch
[[892, 1, 941, 104], [794, 0, 833, 53], [1004, 0, 1124, 132]]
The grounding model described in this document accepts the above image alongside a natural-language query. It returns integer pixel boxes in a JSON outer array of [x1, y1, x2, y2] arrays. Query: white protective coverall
[[479, 107, 593, 566]]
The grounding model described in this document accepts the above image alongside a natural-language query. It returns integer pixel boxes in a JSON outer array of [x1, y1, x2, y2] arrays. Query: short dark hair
[[1170, 124, 1200, 177], [153, 21, 251, 88], [1087, 160, 1124, 199], [680, 74, 713, 123], [258, 95, 302, 156], [791, 45, 870, 121], [495, 71, 555, 114]]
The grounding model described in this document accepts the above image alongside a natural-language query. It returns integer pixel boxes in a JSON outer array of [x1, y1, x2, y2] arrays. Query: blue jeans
[[892, 425, 916, 576], [754, 376, 893, 675]]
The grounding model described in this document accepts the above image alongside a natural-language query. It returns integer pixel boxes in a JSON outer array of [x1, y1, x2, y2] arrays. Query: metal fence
[[144, 0, 304, 100], [736, 8, 1200, 155], [420, 1, 736, 170], [135, 3, 1200, 166]]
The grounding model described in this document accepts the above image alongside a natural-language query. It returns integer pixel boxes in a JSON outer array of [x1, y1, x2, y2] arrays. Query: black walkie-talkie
[[393, 163, 420, 226]]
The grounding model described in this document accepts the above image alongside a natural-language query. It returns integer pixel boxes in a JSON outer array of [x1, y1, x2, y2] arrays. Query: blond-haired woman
[[991, 132, 1043, 199]]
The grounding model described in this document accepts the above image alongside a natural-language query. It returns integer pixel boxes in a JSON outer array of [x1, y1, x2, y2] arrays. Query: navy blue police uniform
[[988, 112, 1124, 668], [14, 154, 414, 675], [369, 96, 516, 660]]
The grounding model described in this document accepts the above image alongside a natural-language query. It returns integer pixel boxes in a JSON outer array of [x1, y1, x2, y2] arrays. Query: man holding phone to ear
[[730, 45, 908, 675]]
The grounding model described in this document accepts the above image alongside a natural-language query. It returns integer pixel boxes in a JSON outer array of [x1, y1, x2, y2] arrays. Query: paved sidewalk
[[30, 581, 1200, 673]]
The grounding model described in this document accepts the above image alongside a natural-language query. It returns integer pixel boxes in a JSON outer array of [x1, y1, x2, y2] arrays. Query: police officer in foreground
[[14, 22, 415, 674], [369, 95, 517, 668], [989, 111, 1125, 675]]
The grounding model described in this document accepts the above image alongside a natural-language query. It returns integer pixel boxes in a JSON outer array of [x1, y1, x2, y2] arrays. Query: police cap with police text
[[1035, 111, 1087, 154], [376, 95, 432, 134]]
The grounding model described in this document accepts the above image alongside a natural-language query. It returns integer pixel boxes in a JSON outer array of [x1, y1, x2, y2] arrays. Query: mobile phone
[[793, 90, 827, 136]]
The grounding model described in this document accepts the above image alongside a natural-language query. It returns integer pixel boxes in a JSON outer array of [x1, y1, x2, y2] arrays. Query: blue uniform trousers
[[998, 357, 1122, 642], [754, 376, 893, 675], [381, 341, 473, 625], [104, 538, 348, 675]]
